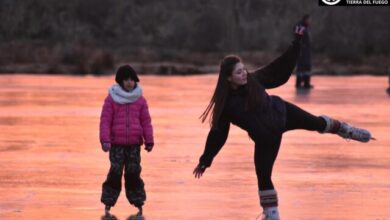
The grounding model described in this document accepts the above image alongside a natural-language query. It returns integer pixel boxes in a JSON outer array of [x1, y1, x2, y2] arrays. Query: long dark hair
[[200, 55, 262, 128]]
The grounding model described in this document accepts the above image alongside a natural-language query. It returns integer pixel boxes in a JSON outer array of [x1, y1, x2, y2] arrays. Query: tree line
[[0, 0, 389, 74]]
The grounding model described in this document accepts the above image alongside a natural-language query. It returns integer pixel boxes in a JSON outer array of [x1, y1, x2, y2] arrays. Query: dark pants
[[101, 145, 146, 207], [254, 101, 326, 191], [296, 71, 312, 88]]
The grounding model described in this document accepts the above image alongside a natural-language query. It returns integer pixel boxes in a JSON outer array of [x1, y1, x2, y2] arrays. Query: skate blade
[[102, 214, 118, 220], [127, 215, 145, 220]]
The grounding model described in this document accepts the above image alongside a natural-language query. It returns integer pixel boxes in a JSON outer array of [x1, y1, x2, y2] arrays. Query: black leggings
[[284, 101, 326, 132], [254, 101, 327, 191]]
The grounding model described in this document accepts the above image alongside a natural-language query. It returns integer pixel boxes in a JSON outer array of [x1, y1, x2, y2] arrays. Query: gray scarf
[[109, 84, 143, 104]]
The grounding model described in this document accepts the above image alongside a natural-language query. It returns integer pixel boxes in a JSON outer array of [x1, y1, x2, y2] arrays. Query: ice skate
[[257, 207, 280, 220], [337, 122, 373, 142], [320, 115, 374, 142], [127, 206, 145, 220], [102, 206, 118, 220]]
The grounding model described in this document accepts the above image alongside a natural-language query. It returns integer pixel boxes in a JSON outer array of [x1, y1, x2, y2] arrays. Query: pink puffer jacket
[[99, 94, 154, 145]]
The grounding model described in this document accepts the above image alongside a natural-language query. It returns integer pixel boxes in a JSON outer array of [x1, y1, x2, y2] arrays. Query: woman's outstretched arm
[[253, 27, 304, 89], [194, 114, 230, 178], [199, 122, 230, 167]]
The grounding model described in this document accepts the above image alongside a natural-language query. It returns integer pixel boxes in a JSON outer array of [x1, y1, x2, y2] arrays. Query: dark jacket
[[296, 22, 311, 72], [199, 36, 301, 167]]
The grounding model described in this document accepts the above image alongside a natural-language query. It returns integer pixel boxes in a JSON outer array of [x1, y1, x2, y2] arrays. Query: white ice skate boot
[[261, 207, 280, 220], [337, 122, 372, 142], [320, 115, 373, 142]]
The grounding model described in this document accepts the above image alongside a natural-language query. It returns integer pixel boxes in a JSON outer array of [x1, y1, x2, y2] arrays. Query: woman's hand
[[295, 25, 305, 36], [193, 164, 207, 178]]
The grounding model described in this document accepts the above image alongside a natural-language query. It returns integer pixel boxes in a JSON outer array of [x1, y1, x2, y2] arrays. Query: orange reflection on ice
[[0, 74, 389, 220]]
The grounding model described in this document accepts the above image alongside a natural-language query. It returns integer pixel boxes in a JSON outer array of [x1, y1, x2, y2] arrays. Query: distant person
[[100, 65, 154, 218], [295, 14, 313, 89], [387, 67, 390, 94], [193, 27, 373, 220]]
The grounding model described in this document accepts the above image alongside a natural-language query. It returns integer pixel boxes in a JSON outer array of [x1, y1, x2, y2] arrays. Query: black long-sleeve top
[[296, 22, 311, 72], [199, 37, 301, 167]]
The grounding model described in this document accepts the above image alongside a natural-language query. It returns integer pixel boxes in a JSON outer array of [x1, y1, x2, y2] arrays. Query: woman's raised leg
[[284, 101, 372, 142]]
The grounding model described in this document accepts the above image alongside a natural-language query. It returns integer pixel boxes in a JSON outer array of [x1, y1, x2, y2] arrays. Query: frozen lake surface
[[0, 74, 389, 220]]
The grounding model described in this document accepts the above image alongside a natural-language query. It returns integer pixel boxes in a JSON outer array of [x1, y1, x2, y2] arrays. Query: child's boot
[[105, 205, 111, 216], [136, 205, 143, 216]]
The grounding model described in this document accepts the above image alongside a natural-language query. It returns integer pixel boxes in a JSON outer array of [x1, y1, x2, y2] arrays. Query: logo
[[320, 0, 389, 6], [321, 0, 342, 5]]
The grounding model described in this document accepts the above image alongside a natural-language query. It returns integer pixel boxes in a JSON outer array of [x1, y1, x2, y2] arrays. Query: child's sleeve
[[140, 98, 154, 145], [99, 96, 114, 144]]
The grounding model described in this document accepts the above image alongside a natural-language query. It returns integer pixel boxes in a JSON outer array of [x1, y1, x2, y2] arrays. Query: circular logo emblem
[[321, 0, 342, 5]]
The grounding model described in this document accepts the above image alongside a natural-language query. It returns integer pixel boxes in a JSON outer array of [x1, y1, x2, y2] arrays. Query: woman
[[193, 27, 372, 220]]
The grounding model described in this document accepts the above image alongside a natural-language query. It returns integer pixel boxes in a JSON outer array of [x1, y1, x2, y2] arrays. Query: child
[[100, 65, 154, 218], [193, 27, 373, 220]]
